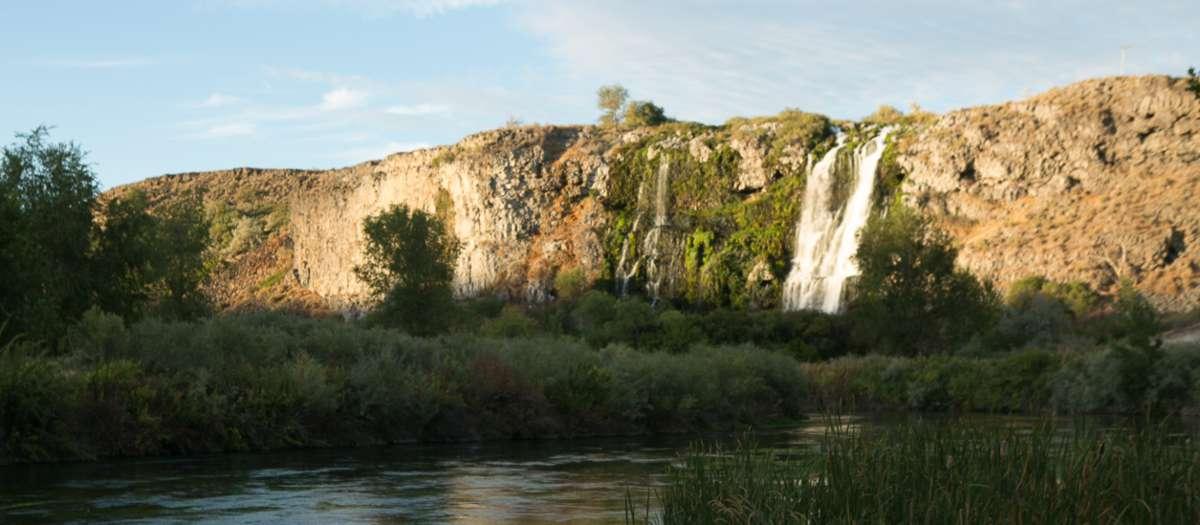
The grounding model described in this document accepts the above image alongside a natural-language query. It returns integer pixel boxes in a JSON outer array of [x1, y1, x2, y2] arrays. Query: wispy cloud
[[333, 140, 432, 163], [197, 92, 243, 108], [34, 57, 154, 69], [514, 1, 1193, 121], [319, 87, 369, 111], [384, 103, 450, 116], [203, 122, 256, 138]]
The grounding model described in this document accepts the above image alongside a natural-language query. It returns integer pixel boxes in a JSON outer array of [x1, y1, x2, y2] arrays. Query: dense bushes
[[0, 312, 807, 464], [803, 344, 1200, 414]]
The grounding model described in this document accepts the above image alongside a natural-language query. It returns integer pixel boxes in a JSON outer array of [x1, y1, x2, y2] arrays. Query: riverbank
[[4, 310, 1199, 465], [0, 311, 806, 465]]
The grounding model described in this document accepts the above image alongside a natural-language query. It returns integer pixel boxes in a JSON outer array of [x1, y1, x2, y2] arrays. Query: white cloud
[[384, 103, 450, 116], [334, 141, 432, 163], [198, 92, 243, 108], [319, 88, 369, 111], [35, 57, 154, 69], [205, 122, 256, 138]]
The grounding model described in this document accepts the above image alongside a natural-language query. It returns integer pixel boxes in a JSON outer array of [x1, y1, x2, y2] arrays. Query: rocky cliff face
[[114, 75, 1200, 313], [900, 76, 1199, 311]]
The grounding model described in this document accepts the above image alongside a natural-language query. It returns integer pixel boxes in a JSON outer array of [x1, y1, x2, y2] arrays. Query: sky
[[2, 1, 1197, 188]]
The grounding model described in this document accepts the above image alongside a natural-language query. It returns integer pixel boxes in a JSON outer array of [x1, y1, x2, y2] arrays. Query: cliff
[[113, 75, 1200, 313]]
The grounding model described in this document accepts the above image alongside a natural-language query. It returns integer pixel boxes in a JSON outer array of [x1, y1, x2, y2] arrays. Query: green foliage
[[1112, 279, 1162, 345], [850, 202, 998, 355], [479, 305, 539, 338], [650, 421, 1200, 524], [355, 205, 460, 335], [1188, 67, 1200, 99], [597, 84, 629, 126], [0, 127, 99, 341], [1005, 275, 1101, 318], [553, 267, 589, 302], [622, 100, 668, 127], [93, 192, 212, 320], [1, 312, 811, 463]]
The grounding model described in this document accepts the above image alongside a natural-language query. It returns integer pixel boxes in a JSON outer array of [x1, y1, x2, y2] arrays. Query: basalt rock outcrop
[[900, 76, 1199, 311], [113, 75, 1199, 313]]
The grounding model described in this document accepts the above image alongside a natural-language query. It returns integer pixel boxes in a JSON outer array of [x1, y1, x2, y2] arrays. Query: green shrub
[[0, 347, 81, 463], [553, 266, 589, 302], [480, 305, 539, 338]]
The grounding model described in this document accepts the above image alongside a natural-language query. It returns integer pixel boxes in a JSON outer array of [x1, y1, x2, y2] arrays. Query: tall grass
[[639, 420, 1200, 524]]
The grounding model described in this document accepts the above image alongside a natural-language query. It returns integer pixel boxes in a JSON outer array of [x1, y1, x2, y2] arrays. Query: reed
[[639, 419, 1200, 524]]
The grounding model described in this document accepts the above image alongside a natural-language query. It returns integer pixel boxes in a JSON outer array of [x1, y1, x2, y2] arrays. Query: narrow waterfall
[[642, 157, 671, 300], [782, 129, 891, 312], [614, 169, 651, 297]]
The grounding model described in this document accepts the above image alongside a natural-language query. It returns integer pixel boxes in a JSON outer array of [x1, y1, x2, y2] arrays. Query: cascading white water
[[783, 128, 892, 312], [614, 177, 648, 296], [642, 158, 671, 300]]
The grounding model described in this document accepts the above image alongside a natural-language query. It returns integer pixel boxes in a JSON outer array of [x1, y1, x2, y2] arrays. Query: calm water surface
[[0, 415, 1167, 524], [0, 420, 841, 524]]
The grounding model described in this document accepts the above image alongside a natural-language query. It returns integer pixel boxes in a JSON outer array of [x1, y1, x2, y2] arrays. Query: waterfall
[[642, 157, 671, 301], [614, 183, 644, 296], [782, 128, 892, 313]]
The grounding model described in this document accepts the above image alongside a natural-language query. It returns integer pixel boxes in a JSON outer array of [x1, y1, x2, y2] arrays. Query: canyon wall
[[116, 75, 1200, 313]]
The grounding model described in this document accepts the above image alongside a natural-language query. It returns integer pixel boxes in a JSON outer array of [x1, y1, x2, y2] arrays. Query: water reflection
[[1, 432, 724, 524], [3, 415, 1193, 523]]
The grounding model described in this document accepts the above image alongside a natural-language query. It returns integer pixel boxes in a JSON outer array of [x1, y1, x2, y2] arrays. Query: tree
[[1188, 68, 1200, 99], [622, 100, 667, 127], [596, 84, 629, 126], [151, 197, 212, 319], [93, 192, 211, 321], [355, 205, 460, 335], [849, 203, 998, 356], [93, 192, 159, 318], [0, 127, 99, 341]]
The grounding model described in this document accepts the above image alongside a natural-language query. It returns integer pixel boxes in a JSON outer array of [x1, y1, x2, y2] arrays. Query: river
[[0, 415, 1179, 523]]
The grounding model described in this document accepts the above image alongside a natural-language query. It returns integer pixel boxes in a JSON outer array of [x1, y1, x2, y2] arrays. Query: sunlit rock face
[[900, 76, 1200, 311], [114, 75, 1200, 313], [291, 126, 613, 308]]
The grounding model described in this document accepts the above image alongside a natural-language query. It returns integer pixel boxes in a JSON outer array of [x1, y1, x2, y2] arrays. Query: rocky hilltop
[[115, 75, 1199, 313]]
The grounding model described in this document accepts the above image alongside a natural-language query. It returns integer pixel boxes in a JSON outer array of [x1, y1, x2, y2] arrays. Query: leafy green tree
[[1188, 68, 1200, 99], [850, 203, 998, 356], [93, 192, 211, 320], [355, 205, 460, 335], [93, 192, 160, 318], [0, 127, 99, 341], [151, 197, 212, 319], [1111, 280, 1161, 346], [596, 84, 629, 126], [623, 100, 668, 127]]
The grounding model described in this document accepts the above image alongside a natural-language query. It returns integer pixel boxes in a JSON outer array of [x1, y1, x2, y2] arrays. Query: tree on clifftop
[[355, 205, 460, 335], [597, 84, 629, 126]]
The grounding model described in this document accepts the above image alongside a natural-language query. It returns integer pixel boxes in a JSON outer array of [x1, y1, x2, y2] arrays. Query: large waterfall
[[782, 129, 891, 313]]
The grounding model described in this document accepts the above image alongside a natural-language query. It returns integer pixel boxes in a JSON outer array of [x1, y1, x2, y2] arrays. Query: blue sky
[[2, 1, 1196, 188]]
